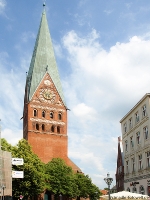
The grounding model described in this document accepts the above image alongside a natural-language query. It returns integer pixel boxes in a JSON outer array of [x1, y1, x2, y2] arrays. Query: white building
[[120, 93, 150, 195]]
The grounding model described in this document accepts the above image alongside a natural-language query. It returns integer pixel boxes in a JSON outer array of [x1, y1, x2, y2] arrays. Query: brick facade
[[23, 10, 81, 172], [23, 73, 68, 162]]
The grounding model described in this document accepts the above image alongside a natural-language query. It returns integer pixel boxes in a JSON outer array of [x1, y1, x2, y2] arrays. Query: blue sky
[[1, 0, 150, 189]]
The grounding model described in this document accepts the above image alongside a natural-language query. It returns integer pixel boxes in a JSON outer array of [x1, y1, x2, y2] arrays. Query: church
[[23, 5, 81, 173]]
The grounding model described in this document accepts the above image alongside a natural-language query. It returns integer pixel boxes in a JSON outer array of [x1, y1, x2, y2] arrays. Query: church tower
[[23, 6, 81, 172]]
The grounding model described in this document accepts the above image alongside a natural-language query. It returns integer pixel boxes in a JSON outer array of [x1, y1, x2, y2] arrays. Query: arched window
[[139, 185, 145, 194], [36, 124, 39, 130], [58, 113, 62, 120], [42, 110, 46, 118], [42, 124, 45, 131], [50, 112, 53, 119], [127, 187, 130, 192], [33, 109, 37, 117], [132, 187, 137, 193], [51, 125, 54, 133], [57, 126, 60, 133]]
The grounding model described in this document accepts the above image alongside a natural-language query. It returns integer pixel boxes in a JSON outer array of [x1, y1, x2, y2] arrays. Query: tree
[[1, 138, 12, 152], [75, 173, 101, 200], [45, 158, 79, 198], [11, 139, 46, 199]]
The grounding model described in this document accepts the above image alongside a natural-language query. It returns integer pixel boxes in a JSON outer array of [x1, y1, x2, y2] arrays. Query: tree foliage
[[2, 138, 101, 199], [45, 158, 79, 198], [1, 138, 12, 152], [2, 139, 46, 199], [75, 173, 101, 200]]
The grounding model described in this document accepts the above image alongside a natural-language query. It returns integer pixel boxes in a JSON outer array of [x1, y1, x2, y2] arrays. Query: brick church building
[[23, 6, 81, 173]]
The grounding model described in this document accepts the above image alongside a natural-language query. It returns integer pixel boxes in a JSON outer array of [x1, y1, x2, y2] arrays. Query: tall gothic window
[[57, 126, 60, 133], [42, 124, 45, 131], [51, 125, 54, 132], [34, 109, 37, 117], [58, 113, 62, 120], [36, 124, 39, 130], [42, 110, 46, 118], [50, 112, 53, 119]]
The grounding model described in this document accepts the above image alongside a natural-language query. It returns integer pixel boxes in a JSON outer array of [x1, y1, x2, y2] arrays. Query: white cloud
[[62, 29, 150, 188], [1, 128, 22, 146], [73, 103, 96, 118], [0, 0, 6, 15]]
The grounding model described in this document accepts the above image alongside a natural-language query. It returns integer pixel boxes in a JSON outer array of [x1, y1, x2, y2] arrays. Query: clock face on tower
[[43, 89, 52, 99], [39, 88, 56, 103]]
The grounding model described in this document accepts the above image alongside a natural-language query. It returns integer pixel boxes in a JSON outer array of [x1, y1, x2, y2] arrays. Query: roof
[[26, 9, 66, 106], [66, 157, 82, 173], [120, 93, 150, 123], [100, 190, 108, 195]]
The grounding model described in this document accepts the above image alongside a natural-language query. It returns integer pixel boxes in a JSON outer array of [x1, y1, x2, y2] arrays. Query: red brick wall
[[23, 73, 68, 164]]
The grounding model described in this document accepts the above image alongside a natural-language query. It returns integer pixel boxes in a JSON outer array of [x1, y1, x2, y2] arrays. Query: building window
[[136, 132, 140, 144], [57, 126, 60, 133], [127, 187, 130, 192], [42, 110, 46, 118], [144, 126, 148, 139], [51, 125, 54, 132], [126, 161, 129, 173], [129, 118, 132, 129], [50, 112, 53, 119], [58, 113, 62, 120], [42, 124, 45, 131], [132, 158, 135, 172], [33, 109, 37, 117], [147, 151, 150, 168], [124, 123, 127, 133], [133, 187, 137, 193], [130, 136, 134, 148], [135, 112, 139, 123], [139, 185, 145, 195], [125, 140, 128, 151], [142, 105, 146, 117], [138, 154, 142, 170], [36, 123, 39, 130]]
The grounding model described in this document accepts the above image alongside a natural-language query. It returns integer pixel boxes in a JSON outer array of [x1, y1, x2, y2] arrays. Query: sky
[[1, 0, 150, 190]]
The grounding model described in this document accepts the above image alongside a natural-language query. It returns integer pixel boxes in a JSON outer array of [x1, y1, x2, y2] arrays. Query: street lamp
[[59, 194, 62, 200], [1, 185, 6, 200], [104, 173, 113, 200]]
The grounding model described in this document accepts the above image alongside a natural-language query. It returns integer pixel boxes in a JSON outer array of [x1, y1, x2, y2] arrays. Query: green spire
[[27, 10, 66, 106]]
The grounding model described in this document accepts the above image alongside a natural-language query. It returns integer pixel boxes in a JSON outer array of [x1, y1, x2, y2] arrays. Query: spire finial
[[43, 2, 46, 7]]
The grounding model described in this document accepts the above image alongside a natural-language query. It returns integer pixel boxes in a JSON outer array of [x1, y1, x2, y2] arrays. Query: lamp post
[[59, 194, 62, 200], [104, 173, 113, 200], [2, 185, 6, 200]]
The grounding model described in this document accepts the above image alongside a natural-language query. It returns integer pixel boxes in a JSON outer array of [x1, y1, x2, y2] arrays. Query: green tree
[[11, 139, 46, 199], [45, 158, 79, 198], [75, 173, 101, 200], [1, 138, 12, 151]]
